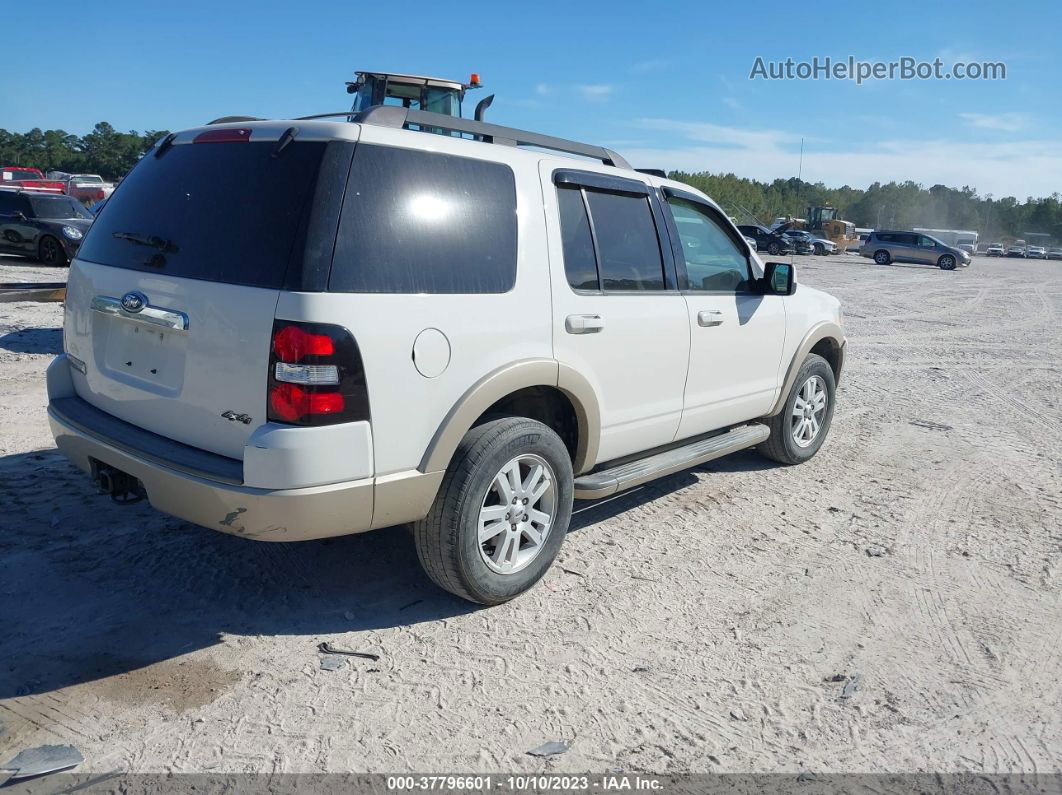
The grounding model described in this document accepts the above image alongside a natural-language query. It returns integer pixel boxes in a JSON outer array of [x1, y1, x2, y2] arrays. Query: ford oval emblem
[[120, 291, 147, 313]]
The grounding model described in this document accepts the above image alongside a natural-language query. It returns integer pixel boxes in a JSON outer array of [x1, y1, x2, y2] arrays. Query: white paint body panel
[[63, 260, 280, 460], [676, 293, 787, 439]]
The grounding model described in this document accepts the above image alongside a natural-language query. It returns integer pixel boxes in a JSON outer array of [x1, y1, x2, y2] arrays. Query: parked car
[[0, 166, 65, 195], [1007, 245, 1027, 258], [1048, 247, 1062, 260], [737, 223, 795, 256], [47, 172, 115, 205], [0, 188, 93, 265], [89, 198, 108, 215], [860, 230, 970, 270], [47, 110, 845, 605], [783, 229, 836, 255], [1026, 246, 1047, 259], [958, 243, 976, 256], [743, 235, 758, 252], [986, 243, 1005, 256]]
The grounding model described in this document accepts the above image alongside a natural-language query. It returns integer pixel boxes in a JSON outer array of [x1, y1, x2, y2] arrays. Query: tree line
[[0, 123, 168, 181], [670, 172, 1061, 243], [1, 123, 1058, 243]]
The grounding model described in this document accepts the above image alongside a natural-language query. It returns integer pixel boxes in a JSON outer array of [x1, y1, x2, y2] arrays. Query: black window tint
[[0, 192, 18, 212], [877, 233, 894, 242], [900, 233, 919, 245], [77, 141, 329, 288], [330, 145, 517, 294], [667, 197, 751, 292], [557, 186, 599, 290], [584, 190, 664, 291]]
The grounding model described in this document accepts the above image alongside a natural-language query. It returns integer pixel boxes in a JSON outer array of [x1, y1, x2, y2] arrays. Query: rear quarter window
[[329, 145, 517, 294]]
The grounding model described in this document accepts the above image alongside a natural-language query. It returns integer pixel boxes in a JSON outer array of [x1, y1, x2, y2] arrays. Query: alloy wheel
[[791, 376, 828, 448], [477, 454, 556, 574]]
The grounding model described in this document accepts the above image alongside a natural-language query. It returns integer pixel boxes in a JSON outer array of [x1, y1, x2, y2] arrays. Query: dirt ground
[[1, 250, 1059, 775]]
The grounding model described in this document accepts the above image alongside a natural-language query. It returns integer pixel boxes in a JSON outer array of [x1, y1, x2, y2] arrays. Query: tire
[[873, 250, 891, 265], [938, 255, 957, 270], [767, 242, 782, 256], [38, 235, 68, 267], [814, 243, 825, 256], [413, 417, 574, 605], [757, 354, 836, 466]]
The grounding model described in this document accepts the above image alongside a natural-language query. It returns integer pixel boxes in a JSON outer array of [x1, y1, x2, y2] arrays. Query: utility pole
[[797, 137, 804, 182]]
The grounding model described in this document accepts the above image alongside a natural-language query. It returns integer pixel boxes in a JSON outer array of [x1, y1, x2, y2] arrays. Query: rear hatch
[[64, 127, 354, 459]]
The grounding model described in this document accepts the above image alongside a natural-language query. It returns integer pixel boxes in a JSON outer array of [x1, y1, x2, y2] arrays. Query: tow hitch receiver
[[90, 459, 146, 504]]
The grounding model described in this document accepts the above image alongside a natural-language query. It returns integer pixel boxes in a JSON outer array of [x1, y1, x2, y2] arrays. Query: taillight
[[267, 320, 370, 426], [96, 190, 104, 200]]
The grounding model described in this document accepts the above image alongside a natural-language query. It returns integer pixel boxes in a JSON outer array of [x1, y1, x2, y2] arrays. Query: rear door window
[[330, 145, 517, 293], [76, 140, 332, 288], [584, 190, 665, 291]]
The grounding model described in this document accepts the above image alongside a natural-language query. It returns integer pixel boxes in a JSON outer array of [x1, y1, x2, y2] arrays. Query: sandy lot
[[0, 250, 1059, 776]]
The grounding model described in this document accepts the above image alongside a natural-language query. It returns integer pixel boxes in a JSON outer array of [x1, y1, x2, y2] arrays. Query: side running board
[[573, 424, 769, 499]]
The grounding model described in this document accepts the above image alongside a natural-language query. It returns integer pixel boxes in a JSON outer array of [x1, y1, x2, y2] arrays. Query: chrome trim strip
[[91, 295, 189, 331]]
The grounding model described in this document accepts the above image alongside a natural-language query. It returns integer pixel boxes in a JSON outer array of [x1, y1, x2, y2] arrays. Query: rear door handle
[[697, 310, 724, 327], [565, 314, 605, 334]]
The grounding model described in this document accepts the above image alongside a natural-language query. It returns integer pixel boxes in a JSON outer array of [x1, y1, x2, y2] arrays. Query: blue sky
[[4, 0, 1059, 198]]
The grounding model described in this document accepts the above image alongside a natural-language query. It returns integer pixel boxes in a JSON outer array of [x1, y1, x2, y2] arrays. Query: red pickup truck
[[0, 166, 65, 195]]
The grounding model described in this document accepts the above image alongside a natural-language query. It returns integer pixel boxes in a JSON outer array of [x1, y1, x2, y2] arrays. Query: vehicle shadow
[[0, 443, 781, 699], [0, 448, 478, 700], [0, 328, 63, 355]]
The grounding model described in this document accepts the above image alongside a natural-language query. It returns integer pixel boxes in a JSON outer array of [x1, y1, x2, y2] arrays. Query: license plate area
[[97, 315, 187, 394]]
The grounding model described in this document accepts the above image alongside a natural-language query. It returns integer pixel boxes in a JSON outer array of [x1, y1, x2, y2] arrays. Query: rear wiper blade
[[112, 231, 178, 253]]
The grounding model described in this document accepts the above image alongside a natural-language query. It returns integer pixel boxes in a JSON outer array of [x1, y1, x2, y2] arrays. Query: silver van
[[860, 230, 970, 270]]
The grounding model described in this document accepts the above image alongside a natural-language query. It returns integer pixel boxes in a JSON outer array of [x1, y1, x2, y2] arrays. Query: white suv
[[46, 107, 845, 604]]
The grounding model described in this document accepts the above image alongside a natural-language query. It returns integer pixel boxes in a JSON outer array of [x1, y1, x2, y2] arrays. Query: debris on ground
[[0, 744, 83, 780], [729, 707, 748, 721], [866, 546, 887, 557], [632, 666, 650, 673], [318, 642, 380, 661], [825, 674, 847, 683], [527, 739, 572, 757], [841, 673, 863, 699], [319, 655, 346, 672]]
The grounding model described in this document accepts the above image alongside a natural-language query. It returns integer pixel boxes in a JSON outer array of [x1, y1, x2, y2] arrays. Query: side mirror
[[763, 261, 796, 295], [13, 211, 26, 221]]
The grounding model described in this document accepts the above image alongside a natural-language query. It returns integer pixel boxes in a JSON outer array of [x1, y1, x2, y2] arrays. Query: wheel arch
[[767, 322, 845, 416], [418, 359, 601, 476]]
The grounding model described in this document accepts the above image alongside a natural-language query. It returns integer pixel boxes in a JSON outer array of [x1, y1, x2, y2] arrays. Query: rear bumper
[[47, 356, 443, 542]]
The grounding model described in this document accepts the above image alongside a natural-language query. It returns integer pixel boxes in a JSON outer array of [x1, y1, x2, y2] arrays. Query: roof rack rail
[[294, 106, 631, 169]]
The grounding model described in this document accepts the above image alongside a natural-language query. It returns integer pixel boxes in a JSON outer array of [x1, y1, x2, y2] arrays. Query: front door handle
[[697, 310, 724, 327], [565, 314, 605, 334]]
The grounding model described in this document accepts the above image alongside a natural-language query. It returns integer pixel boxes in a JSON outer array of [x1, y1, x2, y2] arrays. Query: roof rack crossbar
[[345, 106, 631, 169]]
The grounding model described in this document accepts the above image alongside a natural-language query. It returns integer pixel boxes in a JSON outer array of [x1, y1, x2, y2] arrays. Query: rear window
[[76, 140, 330, 288], [330, 144, 517, 294]]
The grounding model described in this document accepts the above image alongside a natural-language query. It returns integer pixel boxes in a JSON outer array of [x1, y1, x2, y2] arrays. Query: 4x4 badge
[[221, 411, 252, 425]]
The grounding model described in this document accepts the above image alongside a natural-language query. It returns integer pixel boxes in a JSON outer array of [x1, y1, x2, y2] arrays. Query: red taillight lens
[[193, 128, 252, 144], [267, 320, 369, 427], [269, 383, 346, 423], [272, 325, 335, 361], [96, 190, 104, 200]]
